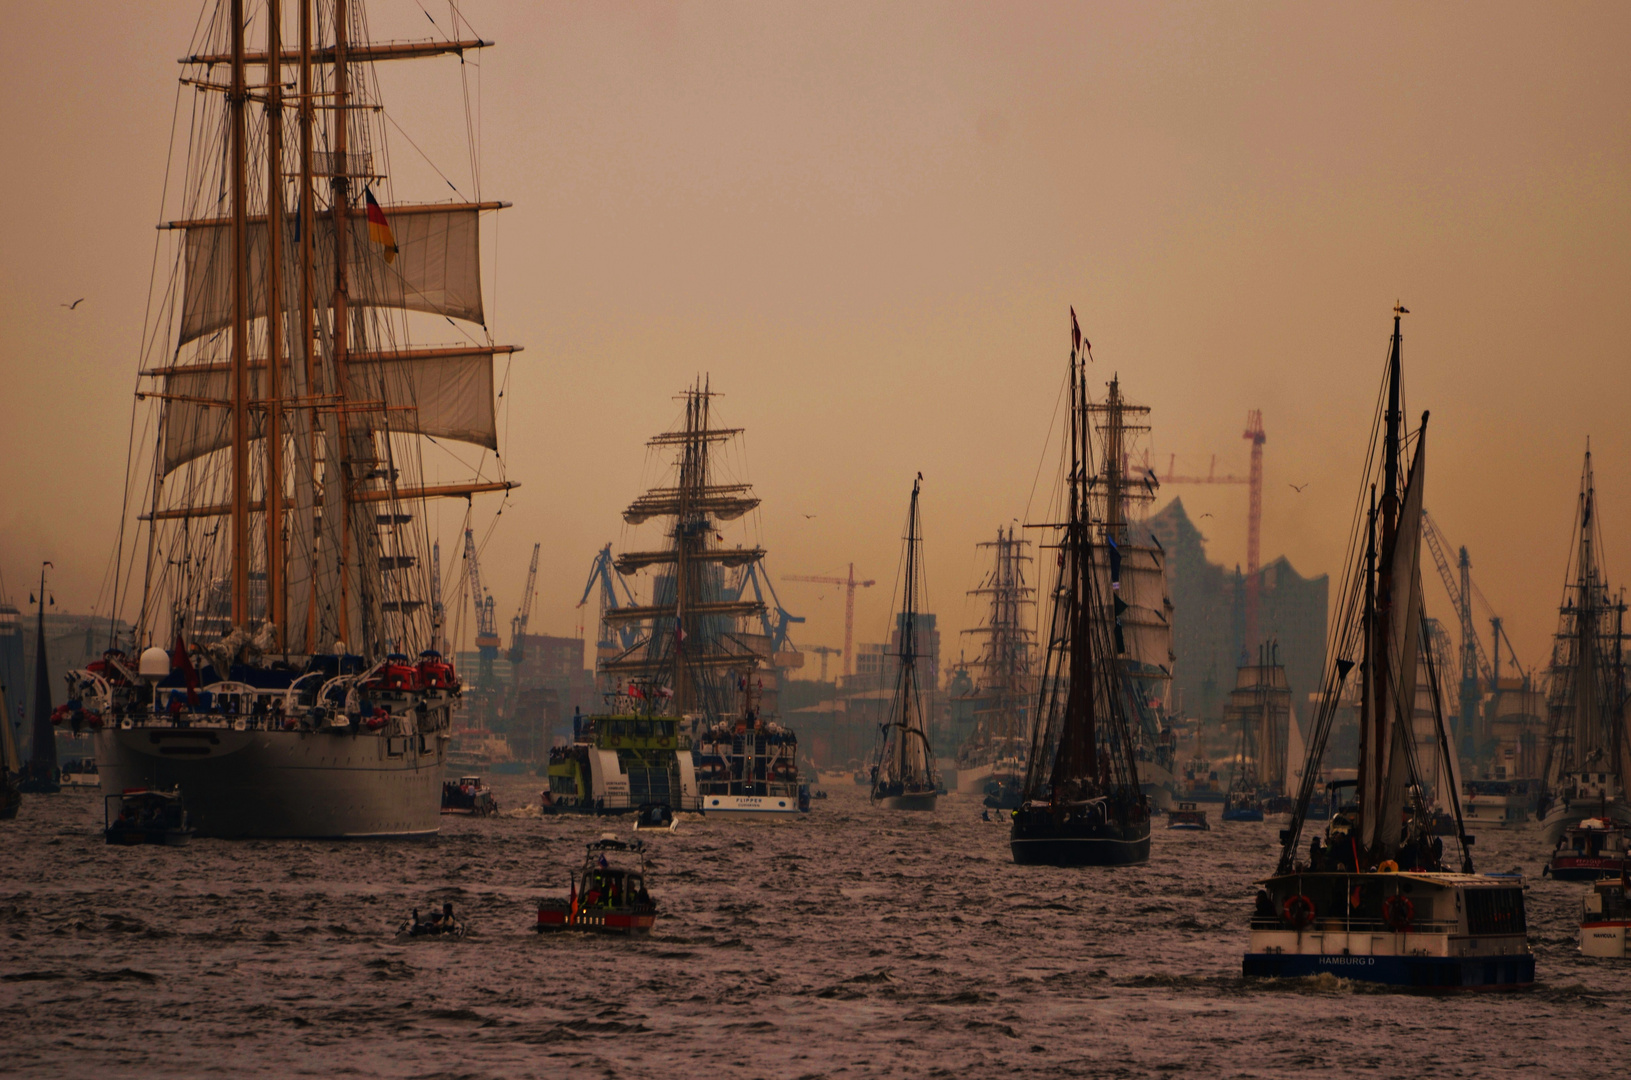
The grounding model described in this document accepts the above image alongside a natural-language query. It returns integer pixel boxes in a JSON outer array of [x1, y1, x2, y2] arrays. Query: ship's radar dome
[[138, 646, 172, 681]]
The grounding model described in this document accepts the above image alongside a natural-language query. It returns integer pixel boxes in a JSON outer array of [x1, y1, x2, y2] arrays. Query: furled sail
[[179, 204, 487, 345], [1363, 424, 1428, 855]]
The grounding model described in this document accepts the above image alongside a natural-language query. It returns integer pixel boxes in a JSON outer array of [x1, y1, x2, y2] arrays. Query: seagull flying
[[1199, 512, 1214, 519], [60, 298, 85, 310], [1289, 483, 1309, 493], [802, 514, 817, 519]]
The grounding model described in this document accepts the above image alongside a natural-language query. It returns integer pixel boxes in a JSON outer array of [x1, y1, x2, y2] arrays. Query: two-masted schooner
[[76, 0, 516, 837], [1538, 448, 1631, 845], [871, 476, 940, 811], [955, 527, 1035, 810], [1244, 308, 1533, 989], [1010, 323, 1151, 866]]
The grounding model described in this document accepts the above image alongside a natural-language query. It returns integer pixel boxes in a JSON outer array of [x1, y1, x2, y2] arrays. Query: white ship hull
[[94, 726, 445, 839], [700, 793, 800, 819], [1542, 798, 1631, 845]]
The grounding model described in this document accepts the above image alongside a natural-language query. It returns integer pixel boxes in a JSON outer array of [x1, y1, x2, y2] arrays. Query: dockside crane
[[429, 539, 445, 655], [509, 543, 541, 664], [578, 544, 641, 653], [732, 561, 805, 664], [1421, 509, 1527, 763], [463, 527, 500, 692], [805, 645, 843, 682], [782, 564, 875, 678]]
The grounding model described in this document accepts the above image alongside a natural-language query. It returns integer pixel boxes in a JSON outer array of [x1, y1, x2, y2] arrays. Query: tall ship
[[871, 476, 939, 811], [1221, 643, 1297, 820], [79, 0, 516, 837], [955, 526, 1035, 809], [1244, 308, 1533, 990], [1538, 449, 1630, 844], [566, 380, 801, 819], [1010, 321, 1151, 866]]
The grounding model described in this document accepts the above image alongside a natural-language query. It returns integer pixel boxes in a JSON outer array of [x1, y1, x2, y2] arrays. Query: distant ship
[[1244, 307, 1533, 989], [1538, 449, 1631, 845], [870, 476, 939, 811], [955, 526, 1034, 810], [78, 0, 516, 837], [1010, 326, 1151, 866], [580, 380, 803, 820]]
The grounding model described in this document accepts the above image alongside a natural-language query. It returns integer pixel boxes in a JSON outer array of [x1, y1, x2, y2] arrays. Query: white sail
[[1364, 426, 1428, 855], [179, 205, 486, 345], [159, 346, 501, 475]]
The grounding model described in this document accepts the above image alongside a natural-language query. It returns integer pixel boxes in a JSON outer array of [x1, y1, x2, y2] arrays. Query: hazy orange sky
[[2, 1, 1628, 681]]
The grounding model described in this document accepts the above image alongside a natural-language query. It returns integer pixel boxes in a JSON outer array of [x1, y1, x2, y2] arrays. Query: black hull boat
[[1011, 800, 1151, 866]]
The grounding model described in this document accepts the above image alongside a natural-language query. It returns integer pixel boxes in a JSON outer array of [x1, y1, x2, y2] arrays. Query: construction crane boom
[[782, 563, 875, 677], [805, 644, 842, 682], [577, 543, 640, 651], [509, 542, 541, 663], [463, 528, 500, 694], [1421, 510, 1494, 684]]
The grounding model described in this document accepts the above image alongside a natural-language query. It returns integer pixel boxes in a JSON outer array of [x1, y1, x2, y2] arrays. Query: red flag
[[172, 634, 199, 707]]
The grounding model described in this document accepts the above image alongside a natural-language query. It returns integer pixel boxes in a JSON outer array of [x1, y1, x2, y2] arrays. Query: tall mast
[[297, 0, 317, 650], [265, 0, 286, 645], [331, 0, 353, 645], [229, 0, 251, 627]]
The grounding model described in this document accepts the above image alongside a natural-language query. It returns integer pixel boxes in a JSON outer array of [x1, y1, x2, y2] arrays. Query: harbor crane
[[805, 644, 843, 681], [1421, 509, 1526, 761], [782, 564, 875, 677], [509, 542, 541, 664], [577, 543, 640, 653], [428, 539, 445, 655], [463, 527, 500, 691], [730, 561, 805, 662]]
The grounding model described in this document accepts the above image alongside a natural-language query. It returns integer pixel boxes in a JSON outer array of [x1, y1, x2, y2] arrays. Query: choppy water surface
[[4, 779, 1629, 1078]]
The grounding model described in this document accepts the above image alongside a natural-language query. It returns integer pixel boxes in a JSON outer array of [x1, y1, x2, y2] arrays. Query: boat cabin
[[536, 836, 656, 934], [105, 788, 194, 846]]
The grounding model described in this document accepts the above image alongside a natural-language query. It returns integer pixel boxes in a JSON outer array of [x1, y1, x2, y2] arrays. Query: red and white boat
[[1544, 817, 1630, 881]]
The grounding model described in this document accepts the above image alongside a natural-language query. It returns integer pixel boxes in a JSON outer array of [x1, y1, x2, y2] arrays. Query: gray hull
[[94, 727, 445, 839], [875, 792, 937, 811]]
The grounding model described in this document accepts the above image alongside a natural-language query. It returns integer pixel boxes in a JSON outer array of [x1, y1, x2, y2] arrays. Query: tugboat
[[104, 788, 195, 846], [1222, 783, 1266, 823], [1544, 817, 1631, 880], [1243, 308, 1533, 990], [1168, 802, 1210, 831], [871, 475, 939, 812], [1580, 873, 1631, 957], [441, 775, 498, 817], [536, 836, 657, 935], [1009, 322, 1150, 867], [543, 710, 699, 815]]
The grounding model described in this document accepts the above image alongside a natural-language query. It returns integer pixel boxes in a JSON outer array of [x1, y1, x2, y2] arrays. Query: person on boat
[[1254, 890, 1276, 920], [1308, 835, 1325, 870]]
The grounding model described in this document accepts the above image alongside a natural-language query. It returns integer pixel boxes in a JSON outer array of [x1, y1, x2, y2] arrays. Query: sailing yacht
[[1538, 450, 1630, 845], [871, 476, 939, 811], [77, 0, 516, 837], [1243, 308, 1533, 989], [1010, 323, 1151, 866]]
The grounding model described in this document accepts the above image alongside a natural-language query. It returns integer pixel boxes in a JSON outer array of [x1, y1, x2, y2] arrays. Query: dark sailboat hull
[[875, 792, 937, 811], [1010, 810, 1151, 866]]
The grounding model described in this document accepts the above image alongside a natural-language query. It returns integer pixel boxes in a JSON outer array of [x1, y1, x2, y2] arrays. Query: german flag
[[364, 187, 397, 264]]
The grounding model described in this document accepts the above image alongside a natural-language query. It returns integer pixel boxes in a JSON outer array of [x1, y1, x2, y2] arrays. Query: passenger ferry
[[1580, 875, 1631, 958], [543, 712, 699, 815], [1544, 818, 1630, 881]]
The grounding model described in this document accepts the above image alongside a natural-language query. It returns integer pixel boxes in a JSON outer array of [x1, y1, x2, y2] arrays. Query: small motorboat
[[441, 775, 498, 817], [59, 757, 100, 789], [104, 788, 195, 846], [633, 803, 678, 831], [536, 836, 657, 935], [400, 902, 468, 939], [1222, 786, 1265, 823], [1546, 818, 1631, 880], [1168, 802, 1210, 831], [1580, 873, 1631, 957]]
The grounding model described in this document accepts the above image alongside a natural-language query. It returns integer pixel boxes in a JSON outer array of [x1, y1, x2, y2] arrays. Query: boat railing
[[1250, 914, 1462, 934]]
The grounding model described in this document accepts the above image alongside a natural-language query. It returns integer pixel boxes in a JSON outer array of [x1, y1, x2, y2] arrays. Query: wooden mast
[[265, 0, 286, 646], [331, 0, 352, 646], [229, 0, 251, 628], [298, 0, 317, 653]]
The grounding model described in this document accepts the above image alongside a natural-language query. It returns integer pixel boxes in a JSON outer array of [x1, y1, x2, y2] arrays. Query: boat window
[[1465, 888, 1526, 935]]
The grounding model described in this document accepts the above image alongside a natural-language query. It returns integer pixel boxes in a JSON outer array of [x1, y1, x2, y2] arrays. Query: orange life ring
[[658, 736, 673, 748], [1382, 895, 1414, 933], [1282, 894, 1315, 929]]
